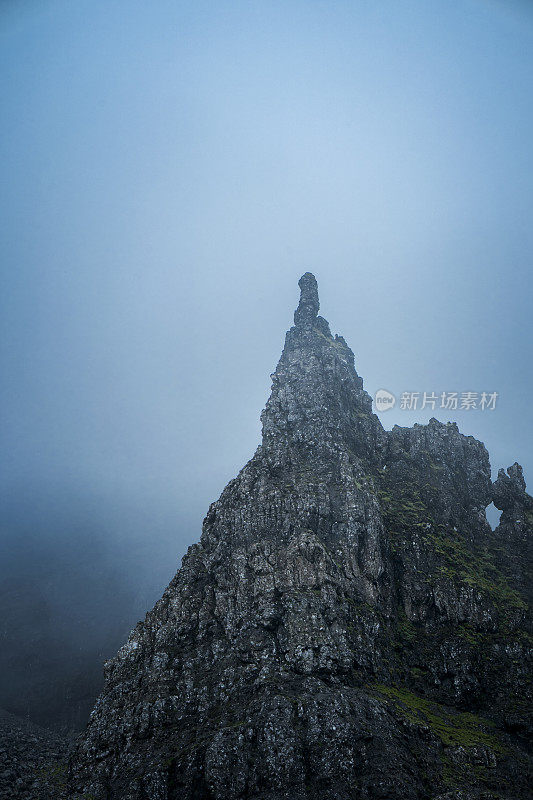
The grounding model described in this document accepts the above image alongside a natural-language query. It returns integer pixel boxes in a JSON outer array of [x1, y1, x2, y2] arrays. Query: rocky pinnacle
[[293, 271, 319, 327], [67, 274, 532, 800]]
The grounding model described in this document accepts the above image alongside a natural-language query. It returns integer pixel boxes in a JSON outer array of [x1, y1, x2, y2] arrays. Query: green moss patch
[[372, 683, 507, 753], [424, 527, 527, 612], [378, 476, 527, 614]]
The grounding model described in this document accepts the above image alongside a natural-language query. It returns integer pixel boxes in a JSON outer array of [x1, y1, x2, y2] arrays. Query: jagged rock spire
[[294, 272, 319, 328], [66, 273, 532, 800], [493, 462, 531, 512]]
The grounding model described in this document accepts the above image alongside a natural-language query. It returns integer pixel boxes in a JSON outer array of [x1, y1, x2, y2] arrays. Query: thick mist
[[1, 1, 532, 730]]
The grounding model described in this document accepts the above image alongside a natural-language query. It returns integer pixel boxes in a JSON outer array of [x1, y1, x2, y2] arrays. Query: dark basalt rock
[[0, 709, 68, 800], [67, 275, 532, 800]]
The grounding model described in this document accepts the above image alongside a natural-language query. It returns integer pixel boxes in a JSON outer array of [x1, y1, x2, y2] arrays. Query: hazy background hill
[[0, 488, 178, 731]]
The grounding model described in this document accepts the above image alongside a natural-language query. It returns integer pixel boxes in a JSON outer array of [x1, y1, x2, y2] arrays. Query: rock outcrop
[[67, 274, 532, 800], [0, 709, 67, 800]]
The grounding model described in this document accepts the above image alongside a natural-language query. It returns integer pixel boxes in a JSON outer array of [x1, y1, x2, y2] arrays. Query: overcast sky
[[1, 0, 532, 596]]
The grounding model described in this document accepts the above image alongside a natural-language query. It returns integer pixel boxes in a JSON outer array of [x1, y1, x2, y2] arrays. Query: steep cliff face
[[68, 274, 531, 800]]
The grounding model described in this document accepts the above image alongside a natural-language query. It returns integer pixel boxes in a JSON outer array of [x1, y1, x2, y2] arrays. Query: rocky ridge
[[66, 273, 531, 800]]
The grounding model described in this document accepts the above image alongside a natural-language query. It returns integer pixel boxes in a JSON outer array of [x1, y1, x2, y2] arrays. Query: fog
[[1, 0, 532, 730]]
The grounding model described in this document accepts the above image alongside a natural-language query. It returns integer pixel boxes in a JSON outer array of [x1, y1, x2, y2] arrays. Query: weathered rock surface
[[66, 274, 531, 799], [0, 709, 67, 800]]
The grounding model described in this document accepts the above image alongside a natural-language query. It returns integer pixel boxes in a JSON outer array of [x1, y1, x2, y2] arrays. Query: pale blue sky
[[1, 0, 532, 596]]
